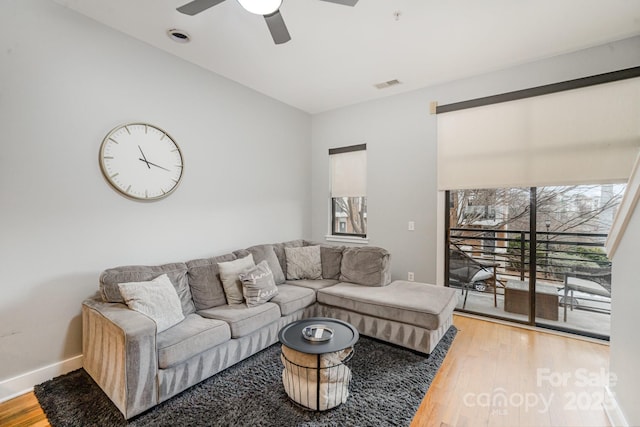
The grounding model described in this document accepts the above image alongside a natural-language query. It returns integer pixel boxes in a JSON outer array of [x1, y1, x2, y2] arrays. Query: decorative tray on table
[[301, 324, 334, 342]]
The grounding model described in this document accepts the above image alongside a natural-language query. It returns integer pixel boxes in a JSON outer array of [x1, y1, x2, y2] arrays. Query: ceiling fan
[[176, 0, 358, 45]]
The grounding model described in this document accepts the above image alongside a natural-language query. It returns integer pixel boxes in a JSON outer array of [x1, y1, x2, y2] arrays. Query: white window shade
[[437, 77, 640, 190], [331, 149, 366, 197]]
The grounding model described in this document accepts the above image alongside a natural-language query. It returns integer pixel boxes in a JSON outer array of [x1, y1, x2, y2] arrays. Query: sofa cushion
[[286, 279, 339, 291], [157, 314, 231, 369], [236, 245, 286, 285], [100, 262, 196, 315], [198, 302, 280, 338], [218, 254, 255, 305], [238, 261, 279, 307], [272, 240, 306, 279], [317, 281, 458, 330], [320, 245, 344, 280], [270, 284, 316, 315], [118, 274, 185, 333], [186, 253, 236, 310], [285, 246, 322, 280], [339, 247, 391, 287]]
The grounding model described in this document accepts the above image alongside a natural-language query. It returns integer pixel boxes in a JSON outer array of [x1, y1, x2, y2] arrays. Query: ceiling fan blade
[[177, 0, 226, 15], [319, 0, 358, 6], [264, 10, 291, 45]]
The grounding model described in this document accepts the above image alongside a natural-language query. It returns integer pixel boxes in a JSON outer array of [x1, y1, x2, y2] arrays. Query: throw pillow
[[242, 244, 286, 285], [117, 274, 185, 333], [285, 246, 322, 280], [238, 260, 279, 307], [272, 240, 306, 279], [100, 262, 196, 315], [218, 254, 255, 304]]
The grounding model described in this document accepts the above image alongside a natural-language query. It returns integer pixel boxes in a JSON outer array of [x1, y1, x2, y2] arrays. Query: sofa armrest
[[82, 297, 158, 419]]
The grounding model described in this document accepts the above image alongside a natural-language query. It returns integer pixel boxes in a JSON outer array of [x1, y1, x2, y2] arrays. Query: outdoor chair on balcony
[[562, 268, 611, 322], [449, 248, 501, 309]]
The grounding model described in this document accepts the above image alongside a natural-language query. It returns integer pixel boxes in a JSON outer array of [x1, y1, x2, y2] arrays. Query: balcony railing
[[448, 227, 611, 291]]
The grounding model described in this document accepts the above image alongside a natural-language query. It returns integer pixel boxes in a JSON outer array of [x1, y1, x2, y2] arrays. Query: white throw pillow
[[218, 254, 255, 305], [118, 274, 185, 333]]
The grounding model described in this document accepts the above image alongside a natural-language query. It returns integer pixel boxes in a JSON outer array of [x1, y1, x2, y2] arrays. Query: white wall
[[610, 204, 640, 425], [310, 36, 640, 284], [0, 0, 310, 388]]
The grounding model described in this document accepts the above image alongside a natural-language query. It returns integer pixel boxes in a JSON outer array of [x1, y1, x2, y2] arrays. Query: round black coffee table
[[278, 317, 359, 411], [279, 317, 359, 353]]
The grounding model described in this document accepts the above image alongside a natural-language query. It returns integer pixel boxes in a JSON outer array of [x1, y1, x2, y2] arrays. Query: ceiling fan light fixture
[[236, 0, 281, 15]]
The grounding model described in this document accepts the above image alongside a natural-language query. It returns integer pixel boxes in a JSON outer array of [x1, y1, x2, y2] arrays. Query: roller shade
[[330, 146, 366, 197], [437, 77, 640, 190]]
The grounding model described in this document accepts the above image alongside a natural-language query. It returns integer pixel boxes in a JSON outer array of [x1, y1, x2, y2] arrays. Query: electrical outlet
[[408, 272, 415, 281], [408, 221, 415, 231]]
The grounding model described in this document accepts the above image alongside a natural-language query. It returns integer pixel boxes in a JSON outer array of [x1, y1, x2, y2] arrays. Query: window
[[463, 205, 496, 221], [329, 144, 367, 237]]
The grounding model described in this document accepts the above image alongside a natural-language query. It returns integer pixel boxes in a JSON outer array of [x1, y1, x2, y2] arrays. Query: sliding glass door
[[446, 184, 623, 339]]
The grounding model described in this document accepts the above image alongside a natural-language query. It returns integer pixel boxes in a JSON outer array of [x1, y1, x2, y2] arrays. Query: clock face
[[99, 123, 184, 200]]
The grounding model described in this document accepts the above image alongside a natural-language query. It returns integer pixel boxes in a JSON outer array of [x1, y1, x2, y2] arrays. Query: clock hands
[[138, 145, 171, 172], [138, 146, 151, 169], [138, 158, 171, 172]]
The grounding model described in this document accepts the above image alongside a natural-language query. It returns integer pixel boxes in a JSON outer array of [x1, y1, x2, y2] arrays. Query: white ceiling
[[54, 0, 640, 113]]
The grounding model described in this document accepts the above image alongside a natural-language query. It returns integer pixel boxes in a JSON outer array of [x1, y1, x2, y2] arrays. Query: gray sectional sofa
[[82, 240, 458, 419]]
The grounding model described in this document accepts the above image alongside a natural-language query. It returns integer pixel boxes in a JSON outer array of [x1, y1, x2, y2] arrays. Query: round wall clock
[[99, 123, 184, 201]]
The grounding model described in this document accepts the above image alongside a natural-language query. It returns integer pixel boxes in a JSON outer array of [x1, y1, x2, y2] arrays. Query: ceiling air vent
[[374, 79, 401, 89]]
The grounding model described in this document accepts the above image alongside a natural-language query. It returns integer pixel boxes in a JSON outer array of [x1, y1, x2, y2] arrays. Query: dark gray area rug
[[35, 326, 456, 427]]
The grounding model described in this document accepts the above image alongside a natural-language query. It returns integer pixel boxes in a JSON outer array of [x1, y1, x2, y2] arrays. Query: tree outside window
[[332, 196, 366, 236]]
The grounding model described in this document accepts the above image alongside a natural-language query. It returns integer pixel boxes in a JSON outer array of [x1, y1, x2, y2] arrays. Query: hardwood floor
[[0, 392, 48, 427], [0, 315, 611, 427], [412, 315, 611, 427]]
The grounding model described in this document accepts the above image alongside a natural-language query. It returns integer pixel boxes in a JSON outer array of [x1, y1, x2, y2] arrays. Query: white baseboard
[[0, 355, 83, 403], [604, 385, 629, 427]]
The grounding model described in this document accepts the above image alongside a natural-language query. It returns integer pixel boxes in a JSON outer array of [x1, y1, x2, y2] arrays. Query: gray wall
[[3, 1, 640, 421], [310, 36, 640, 284], [610, 209, 640, 425], [0, 0, 311, 381], [310, 35, 640, 425]]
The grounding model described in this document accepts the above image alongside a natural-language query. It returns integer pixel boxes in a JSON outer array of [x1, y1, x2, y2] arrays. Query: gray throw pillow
[[238, 244, 286, 285], [238, 260, 279, 307], [218, 254, 255, 305], [117, 274, 185, 333], [285, 246, 322, 280]]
